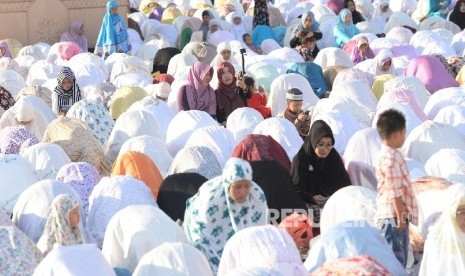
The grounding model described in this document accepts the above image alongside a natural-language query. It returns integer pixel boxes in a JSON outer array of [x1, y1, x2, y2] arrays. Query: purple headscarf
[[149, 6, 164, 21], [60, 20, 88, 52], [0, 125, 39, 154], [349, 36, 375, 64], [0, 41, 11, 58], [404, 55, 459, 94], [184, 61, 216, 116], [56, 162, 101, 219]]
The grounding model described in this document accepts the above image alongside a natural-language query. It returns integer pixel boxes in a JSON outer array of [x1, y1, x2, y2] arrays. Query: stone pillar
[[0, 0, 128, 48]]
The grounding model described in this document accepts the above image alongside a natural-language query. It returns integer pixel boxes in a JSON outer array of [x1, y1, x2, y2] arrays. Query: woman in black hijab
[[157, 172, 207, 222], [152, 47, 181, 74], [449, 0, 465, 30], [291, 120, 351, 223]]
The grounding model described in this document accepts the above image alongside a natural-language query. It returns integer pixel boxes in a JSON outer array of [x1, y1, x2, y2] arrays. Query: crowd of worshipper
[[1, 0, 465, 275]]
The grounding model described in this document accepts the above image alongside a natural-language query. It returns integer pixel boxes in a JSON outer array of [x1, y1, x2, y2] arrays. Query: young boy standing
[[375, 109, 418, 268], [277, 88, 311, 139]]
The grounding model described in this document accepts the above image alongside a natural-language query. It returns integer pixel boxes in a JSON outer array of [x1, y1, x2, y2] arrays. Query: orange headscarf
[[278, 212, 313, 248], [111, 151, 163, 199]]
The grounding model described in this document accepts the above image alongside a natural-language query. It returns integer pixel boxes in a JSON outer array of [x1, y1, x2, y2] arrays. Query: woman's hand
[[313, 195, 327, 206], [236, 77, 247, 90]]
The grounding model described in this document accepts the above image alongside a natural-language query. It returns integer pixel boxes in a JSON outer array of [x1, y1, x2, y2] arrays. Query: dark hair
[[242, 33, 251, 41], [376, 109, 406, 140], [244, 75, 255, 87], [302, 36, 316, 44]]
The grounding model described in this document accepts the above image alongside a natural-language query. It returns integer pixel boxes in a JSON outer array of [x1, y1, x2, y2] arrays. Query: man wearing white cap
[[277, 88, 311, 139]]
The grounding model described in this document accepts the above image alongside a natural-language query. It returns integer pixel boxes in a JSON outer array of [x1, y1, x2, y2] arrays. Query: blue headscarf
[[94, 1, 131, 57], [287, 62, 328, 99], [334, 8, 359, 47], [336, 9, 358, 36], [252, 25, 276, 48]]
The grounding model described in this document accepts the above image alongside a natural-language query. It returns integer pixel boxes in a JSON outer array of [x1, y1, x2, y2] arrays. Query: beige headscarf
[[43, 117, 111, 176]]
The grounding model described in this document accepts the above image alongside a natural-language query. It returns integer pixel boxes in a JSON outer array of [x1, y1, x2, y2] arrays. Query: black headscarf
[[152, 47, 181, 74], [450, 0, 465, 30], [291, 120, 351, 204], [250, 160, 307, 223], [157, 172, 207, 222]]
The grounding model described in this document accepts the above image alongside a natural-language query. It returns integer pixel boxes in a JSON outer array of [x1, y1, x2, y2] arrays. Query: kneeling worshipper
[[183, 157, 268, 274], [291, 120, 351, 226], [37, 194, 83, 256], [419, 184, 465, 275], [178, 61, 216, 119]]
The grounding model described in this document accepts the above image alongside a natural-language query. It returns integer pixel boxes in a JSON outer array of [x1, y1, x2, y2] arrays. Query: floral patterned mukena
[[184, 157, 268, 273], [0, 125, 39, 154], [0, 226, 42, 275], [67, 99, 115, 146], [56, 162, 101, 220]]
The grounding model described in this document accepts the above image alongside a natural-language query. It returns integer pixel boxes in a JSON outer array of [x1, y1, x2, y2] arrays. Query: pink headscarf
[[185, 61, 216, 116], [404, 55, 459, 94], [0, 41, 11, 58], [57, 41, 83, 60], [60, 20, 88, 52], [327, 0, 344, 14], [378, 87, 428, 121], [348, 36, 375, 65]]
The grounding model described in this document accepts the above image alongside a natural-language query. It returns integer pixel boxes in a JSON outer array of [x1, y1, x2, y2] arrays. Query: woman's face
[[359, 43, 368, 52], [304, 16, 313, 29], [461, 2, 465, 13], [210, 24, 218, 33], [314, 137, 333, 158], [110, 7, 118, 15], [0, 47, 5, 57], [229, 179, 251, 203], [347, 1, 355, 12], [68, 207, 80, 229], [202, 71, 212, 85], [381, 59, 392, 71], [220, 49, 231, 61], [233, 17, 242, 25], [78, 24, 84, 35], [381, 4, 389, 12], [221, 66, 234, 85], [456, 204, 465, 233], [62, 78, 73, 91], [344, 13, 352, 24]]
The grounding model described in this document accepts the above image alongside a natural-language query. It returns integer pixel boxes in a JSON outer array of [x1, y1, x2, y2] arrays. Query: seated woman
[[345, 36, 375, 65], [37, 194, 83, 256], [215, 62, 251, 124], [344, 0, 365, 24], [210, 41, 240, 68], [291, 120, 351, 225], [426, 0, 451, 19], [0, 40, 11, 58], [184, 157, 268, 274], [333, 8, 360, 48], [60, 20, 88, 52], [178, 61, 216, 118], [290, 11, 322, 50], [52, 67, 81, 115], [449, 0, 465, 30]]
